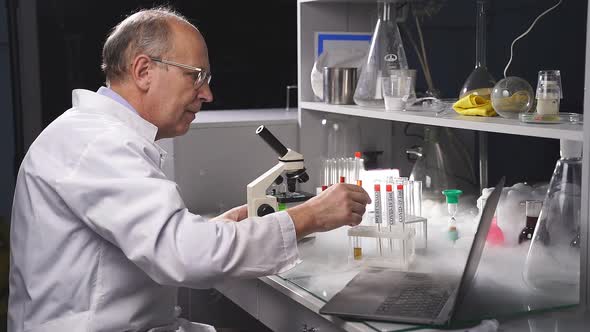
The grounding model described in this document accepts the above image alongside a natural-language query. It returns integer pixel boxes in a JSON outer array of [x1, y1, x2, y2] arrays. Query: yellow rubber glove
[[452, 94, 497, 117]]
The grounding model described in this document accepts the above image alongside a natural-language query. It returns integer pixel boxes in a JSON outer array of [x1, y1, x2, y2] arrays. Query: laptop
[[319, 177, 505, 327]]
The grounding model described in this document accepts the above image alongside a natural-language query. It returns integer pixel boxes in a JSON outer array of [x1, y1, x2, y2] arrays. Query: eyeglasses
[[149, 57, 212, 89]]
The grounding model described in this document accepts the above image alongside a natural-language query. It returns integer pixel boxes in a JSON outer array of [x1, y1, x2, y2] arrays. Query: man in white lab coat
[[8, 7, 371, 332]]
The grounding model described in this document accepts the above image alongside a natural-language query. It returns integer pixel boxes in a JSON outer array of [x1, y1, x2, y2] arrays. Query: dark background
[[32, 0, 587, 188], [36, 0, 298, 126]]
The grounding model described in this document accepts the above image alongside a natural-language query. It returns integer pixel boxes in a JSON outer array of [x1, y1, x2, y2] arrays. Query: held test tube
[[353, 179, 363, 260]]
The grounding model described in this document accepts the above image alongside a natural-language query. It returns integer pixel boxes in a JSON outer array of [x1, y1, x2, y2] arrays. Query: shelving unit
[[301, 101, 584, 141], [216, 2, 590, 332], [296, 0, 589, 326]]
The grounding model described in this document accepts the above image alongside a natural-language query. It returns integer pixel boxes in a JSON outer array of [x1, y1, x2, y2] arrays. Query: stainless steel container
[[323, 67, 358, 104]]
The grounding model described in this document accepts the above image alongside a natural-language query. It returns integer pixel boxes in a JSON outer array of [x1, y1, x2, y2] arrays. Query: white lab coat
[[8, 89, 301, 332]]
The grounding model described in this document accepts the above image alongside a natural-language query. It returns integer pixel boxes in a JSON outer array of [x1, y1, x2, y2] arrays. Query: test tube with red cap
[[374, 183, 383, 227], [354, 151, 363, 184], [386, 184, 395, 229], [396, 183, 405, 230], [386, 183, 396, 252], [374, 182, 383, 256]]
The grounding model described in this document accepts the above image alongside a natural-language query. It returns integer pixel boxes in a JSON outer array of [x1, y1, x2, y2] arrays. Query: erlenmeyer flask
[[459, 0, 496, 98], [407, 127, 451, 200], [523, 140, 581, 299], [354, 0, 408, 107], [408, 126, 477, 200]]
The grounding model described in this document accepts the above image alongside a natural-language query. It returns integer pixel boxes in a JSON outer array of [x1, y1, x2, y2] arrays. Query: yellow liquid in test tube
[[353, 247, 363, 260], [353, 236, 362, 260]]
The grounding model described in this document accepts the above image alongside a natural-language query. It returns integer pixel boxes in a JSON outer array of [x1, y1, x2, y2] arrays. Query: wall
[[0, 0, 15, 220], [171, 119, 299, 215]]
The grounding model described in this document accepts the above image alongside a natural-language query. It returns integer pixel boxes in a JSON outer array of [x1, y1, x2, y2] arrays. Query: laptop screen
[[451, 176, 505, 317]]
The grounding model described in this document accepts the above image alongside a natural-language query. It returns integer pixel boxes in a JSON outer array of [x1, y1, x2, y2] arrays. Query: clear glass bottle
[[459, 0, 496, 98], [523, 140, 582, 298], [354, 0, 408, 107]]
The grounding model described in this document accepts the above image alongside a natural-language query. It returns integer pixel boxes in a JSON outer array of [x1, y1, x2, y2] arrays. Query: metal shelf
[[301, 101, 584, 141]]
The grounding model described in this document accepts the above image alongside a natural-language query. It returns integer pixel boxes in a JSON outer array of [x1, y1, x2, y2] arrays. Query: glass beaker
[[382, 69, 416, 111], [535, 70, 563, 115], [354, 0, 409, 107], [459, 0, 496, 98], [523, 140, 581, 298]]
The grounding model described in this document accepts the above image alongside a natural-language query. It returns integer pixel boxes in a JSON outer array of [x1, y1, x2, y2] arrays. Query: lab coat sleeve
[[53, 131, 301, 288]]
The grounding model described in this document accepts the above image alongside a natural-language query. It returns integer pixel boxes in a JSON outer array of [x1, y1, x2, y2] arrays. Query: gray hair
[[101, 7, 195, 84]]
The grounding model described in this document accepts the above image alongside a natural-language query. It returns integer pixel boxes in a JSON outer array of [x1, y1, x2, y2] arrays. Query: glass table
[[275, 211, 580, 331]]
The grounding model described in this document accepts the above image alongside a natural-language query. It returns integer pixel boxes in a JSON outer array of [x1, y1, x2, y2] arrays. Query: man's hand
[[287, 183, 371, 240], [211, 204, 248, 222]]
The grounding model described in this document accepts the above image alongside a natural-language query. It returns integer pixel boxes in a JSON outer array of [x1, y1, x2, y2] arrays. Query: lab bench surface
[[190, 108, 298, 129], [215, 218, 587, 332], [217, 275, 589, 332]]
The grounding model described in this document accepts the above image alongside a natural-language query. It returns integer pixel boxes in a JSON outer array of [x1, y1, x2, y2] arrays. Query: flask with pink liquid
[[478, 195, 504, 246]]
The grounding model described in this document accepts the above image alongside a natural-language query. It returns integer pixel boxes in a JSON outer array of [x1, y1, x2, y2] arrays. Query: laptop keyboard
[[375, 284, 450, 319]]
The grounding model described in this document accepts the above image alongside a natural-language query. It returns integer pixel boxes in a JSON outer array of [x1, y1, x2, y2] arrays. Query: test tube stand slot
[[347, 219, 425, 270]]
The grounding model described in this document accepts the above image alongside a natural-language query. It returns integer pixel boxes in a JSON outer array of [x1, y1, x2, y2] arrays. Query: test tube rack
[[347, 223, 418, 270], [404, 215, 428, 251]]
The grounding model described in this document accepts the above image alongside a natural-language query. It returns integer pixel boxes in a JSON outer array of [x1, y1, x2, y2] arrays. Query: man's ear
[[130, 55, 152, 91]]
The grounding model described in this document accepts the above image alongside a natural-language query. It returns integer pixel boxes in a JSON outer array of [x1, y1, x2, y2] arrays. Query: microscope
[[247, 125, 311, 217]]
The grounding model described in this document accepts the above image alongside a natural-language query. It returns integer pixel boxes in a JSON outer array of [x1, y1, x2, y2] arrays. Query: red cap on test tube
[[386, 184, 393, 192], [339, 176, 346, 183], [374, 184, 381, 191], [354, 151, 362, 159]]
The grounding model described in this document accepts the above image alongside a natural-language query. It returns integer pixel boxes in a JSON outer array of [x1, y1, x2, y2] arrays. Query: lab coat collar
[[72, 89, 159, 143]]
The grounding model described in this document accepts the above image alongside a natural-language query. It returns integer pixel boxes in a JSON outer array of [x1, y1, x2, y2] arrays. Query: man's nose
[[198, 83, 213, 103]]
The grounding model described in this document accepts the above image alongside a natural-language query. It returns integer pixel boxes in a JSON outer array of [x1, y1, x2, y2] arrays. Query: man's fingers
[[347, 213, 363, 226], [348, 191, 372, 205], [349, 201, 367, 215]]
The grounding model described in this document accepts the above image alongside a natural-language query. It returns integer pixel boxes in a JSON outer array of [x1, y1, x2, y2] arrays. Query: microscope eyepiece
[[256, 125, 288, 157]]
